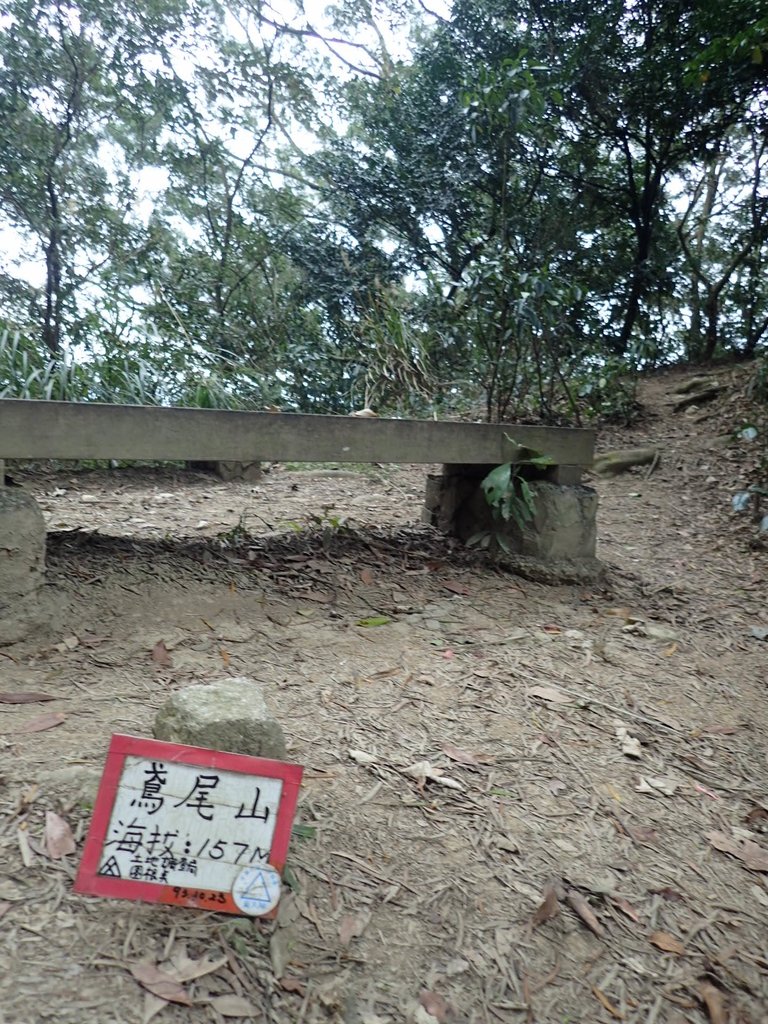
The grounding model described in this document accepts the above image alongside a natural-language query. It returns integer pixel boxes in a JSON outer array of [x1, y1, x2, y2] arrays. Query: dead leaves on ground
[[609, 895, 641, 923], [530, 881, 606, 939], [567, 890, 606, 938], [529, 881, 693, 959], [441, 743, 493, 766], [635, 774, 680, 797], [418, 989, 450, 1022], [1, 711, 67, 734], [348, 748, 467, 792], [441, 580, 470, 596], [698, 981, 728, 1024], [649, 930, 685, 955], [592, 985, 624, 1019], [130, 962, 193, 1006], [401, 760, 464, 791], [209, 994, 260, 1018], [338, 910, 370, 947], [530, 883, 560, 929], [150, 639, 173, 667], [744, 806, 768, 831], [127, 945, 248, 1022], [43, 811, 76, 859], [707, 830, 768, 872]]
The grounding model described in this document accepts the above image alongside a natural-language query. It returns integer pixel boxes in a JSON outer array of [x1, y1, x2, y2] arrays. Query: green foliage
[[0, 324, 264, 408], [575, 358, 640, 424], [1, 0, 767, 418], [468, 441, 554, 554]]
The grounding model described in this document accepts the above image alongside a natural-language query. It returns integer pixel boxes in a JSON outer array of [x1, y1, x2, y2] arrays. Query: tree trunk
[[42, 173, 63, 358], [702, 292, 719, 361]]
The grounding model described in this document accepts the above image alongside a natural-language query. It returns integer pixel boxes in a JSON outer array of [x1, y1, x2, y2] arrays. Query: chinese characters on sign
[[75, 735, 302, 917]]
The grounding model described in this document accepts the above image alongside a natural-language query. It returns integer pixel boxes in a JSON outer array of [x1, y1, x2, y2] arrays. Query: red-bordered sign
[[74, 734, 303, 917]]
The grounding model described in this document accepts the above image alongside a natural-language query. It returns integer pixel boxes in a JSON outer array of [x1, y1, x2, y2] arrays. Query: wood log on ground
[[673, 385, 725, 412], [673, 376, 717, 395], [592, 448, 659, 477]]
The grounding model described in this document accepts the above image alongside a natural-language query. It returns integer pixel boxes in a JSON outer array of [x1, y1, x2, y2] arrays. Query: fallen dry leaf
[[650, 886, 685, 903], [142, 992, 168, 1024], [210, 994, 260, 1017], [605, 607, 643, 622], [609, 896, 641, 923], [4, 711, 67, 734], [338, 911, 370, 947], [150, 640, 172, 667], [627, 825, 659, 846], [280, 977, 306, 996], [129, 963, 192, 1006], [442, 580, 469, 596], [531, 883, 560, 929], [567, 890, 605, 938], [745, 806, 768, 828], [616, 726, 642, 758], [635, 775, 679, 796], [442, 743, 491, 766], [592, 986, 624, 1019], [349, 749, 378, 766], [0, 692, 56, 704], [706, 830, 768, 872], [166, 950, 227, 983], [419, 990, 450, 1022], [44, 811, 76, 859], [526, 685, 573, 705], [360, 568, 374, 585], [649, 930, 685, 955], [401, 761, 464, 790], [301, 589, 335, 604], [698, 981, 728, 1024]]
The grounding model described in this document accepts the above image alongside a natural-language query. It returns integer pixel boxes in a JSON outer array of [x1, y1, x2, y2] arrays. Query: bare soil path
[[1, 368, 766, 1024]]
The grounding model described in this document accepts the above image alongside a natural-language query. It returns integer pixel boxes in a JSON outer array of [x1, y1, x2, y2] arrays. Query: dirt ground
[[1, 367, 766, 1024]]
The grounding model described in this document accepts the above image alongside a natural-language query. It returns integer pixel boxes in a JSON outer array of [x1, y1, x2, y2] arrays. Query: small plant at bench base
[[468, 440, 554, 556]]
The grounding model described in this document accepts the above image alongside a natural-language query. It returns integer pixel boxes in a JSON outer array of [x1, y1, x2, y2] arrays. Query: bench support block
[[423, 464, 599, 569], [0, 490, 46, 644]]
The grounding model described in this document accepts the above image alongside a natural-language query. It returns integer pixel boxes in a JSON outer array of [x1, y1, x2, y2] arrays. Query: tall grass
[[0, 328, 263, 410]]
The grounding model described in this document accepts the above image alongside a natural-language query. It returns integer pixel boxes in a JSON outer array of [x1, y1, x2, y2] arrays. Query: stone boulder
[[153, 676, 287, 759]]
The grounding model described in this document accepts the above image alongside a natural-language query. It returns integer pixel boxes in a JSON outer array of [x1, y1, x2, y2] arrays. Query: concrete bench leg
[[423, 463, 598, 566], [0, 488, 46, 644]]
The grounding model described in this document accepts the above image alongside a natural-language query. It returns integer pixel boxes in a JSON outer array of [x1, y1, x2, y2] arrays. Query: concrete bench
[[0, 399, 597, 642]]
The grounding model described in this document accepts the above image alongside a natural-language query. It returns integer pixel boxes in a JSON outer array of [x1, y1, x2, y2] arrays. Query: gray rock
[[426, 470, 599, 565], [0, 489, 46, 644], [153, 676, 287, 759]]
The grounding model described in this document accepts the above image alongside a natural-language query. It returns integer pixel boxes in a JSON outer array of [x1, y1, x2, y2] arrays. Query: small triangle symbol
[[98, 856, 122, 878]]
